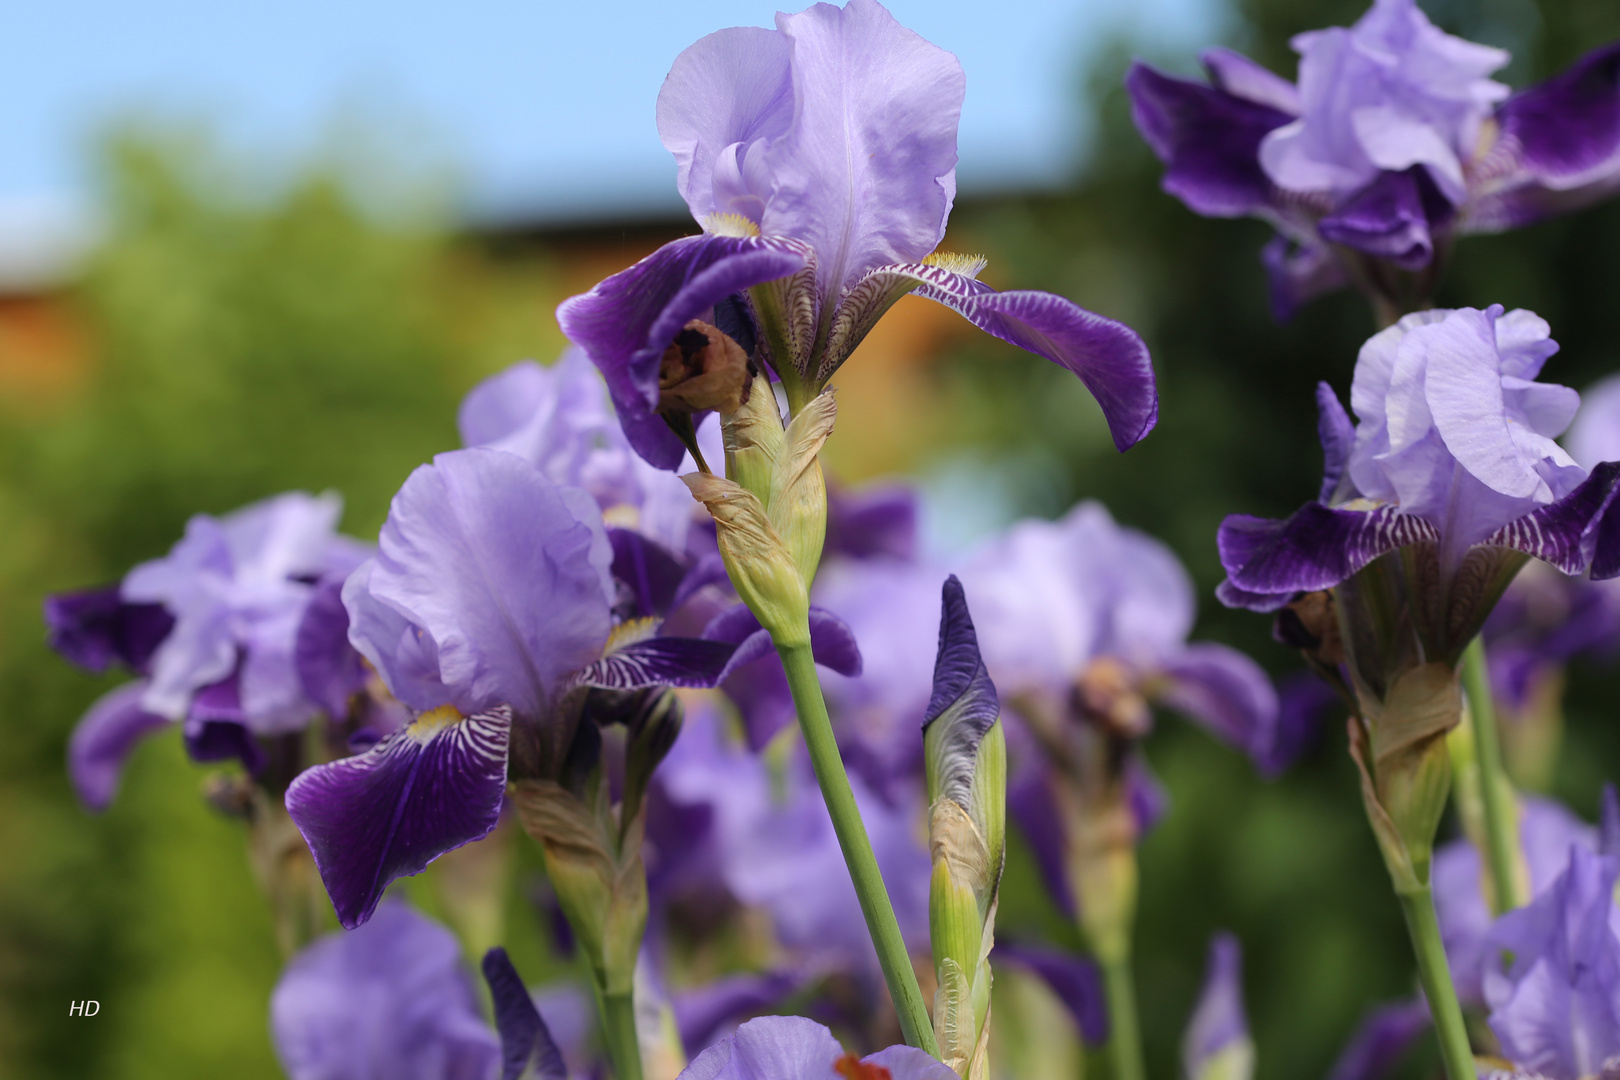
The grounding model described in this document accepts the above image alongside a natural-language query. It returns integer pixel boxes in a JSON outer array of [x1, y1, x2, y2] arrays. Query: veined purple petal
[[573, 634, 741, 691], [1155, 643, 1280, 770], [1126, 61, 1294, 218], [482, 947, 567, 1080], [286, 705, 511, 930], [860, 262, 1156, 451], [353, 448, 614, 720], [272, 901, 499, 1080], [1487, 460, 1620, 575], [1183, 933, 1250, 1080], [1497, 42, 1620, 191], [67, 681, 173, 812], [557, 234, 808, 469], [44, 587, 174, 676], [1217, 503, 1439, 602], [1317, 168, 1452, 270], [674, 970, 801, 1056], [295, 573, 364, 721], [1323, 999, 1430, 1080], [993, 940, 1108, 1045], [763, 0, 964, 303]]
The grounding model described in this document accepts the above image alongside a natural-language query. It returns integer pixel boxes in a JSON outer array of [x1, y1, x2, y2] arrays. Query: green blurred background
[[4, 1, 1620, 1077]]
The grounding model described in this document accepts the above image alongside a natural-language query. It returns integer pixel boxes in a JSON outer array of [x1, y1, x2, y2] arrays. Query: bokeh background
[[4, 0, 1620, 1077]]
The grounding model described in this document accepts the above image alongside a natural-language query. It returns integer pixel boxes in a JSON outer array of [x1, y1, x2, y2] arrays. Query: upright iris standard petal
[[351, 448, 614, 720], [1183, 934, 1254, 1080], [1483, 845, 1620, 1080], [557, 234, 808, 468], [482, 947, 568, 1080], [271, 901, 499, 1080], [761, 0, 964, 303], [66, 681, 173, 812], [285, 705, 512, 930]]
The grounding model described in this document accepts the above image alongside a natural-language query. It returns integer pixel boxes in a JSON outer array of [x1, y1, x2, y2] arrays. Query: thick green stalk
[[1099, 955, 1145, 1080], [1396, 886, 1476, 1080], [778, 640, 939, 1056], [601, 990, 645, 1080], [1461, 637, 1523, 913]]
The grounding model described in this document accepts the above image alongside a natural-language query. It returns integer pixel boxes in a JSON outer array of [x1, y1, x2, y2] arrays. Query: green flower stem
[[1461, 637, 1523, 913], [1099, 955, 1146, 1080], [601, 989, 645, 1080], [778, 639, 940, 1057], [1396, 885, 1476, 1080]]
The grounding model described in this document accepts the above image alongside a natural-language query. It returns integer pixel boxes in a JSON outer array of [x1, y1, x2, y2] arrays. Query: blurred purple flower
[[1128, 0, 1620, 318], [1433, 795, 1596, 1005], [1183, 934, 1253, 1080], [285, 449, 763, 929], [677, 1015, 954, 1080], [559, 0, 1155, 468], [270, 901, 499, 1080], [1219, 308, 1620, 653], [1323, 998, 1431, 1080], [1482, 844, 1620, 1080]]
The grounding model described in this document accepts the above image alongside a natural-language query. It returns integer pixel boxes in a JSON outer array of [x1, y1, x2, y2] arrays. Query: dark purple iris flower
[[284, 449, 792, 930], [558, 0, 1156, 469], [1322, 998, 1432, 1080], [1128, 0, 1620, 318], [1219, 308, 1620, 670], [677, 1015, 955, 1080], [47, 491, 372, 810]]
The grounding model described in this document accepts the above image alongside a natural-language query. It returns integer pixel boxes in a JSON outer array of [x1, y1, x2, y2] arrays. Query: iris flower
[[558, 0, 1156, 469]]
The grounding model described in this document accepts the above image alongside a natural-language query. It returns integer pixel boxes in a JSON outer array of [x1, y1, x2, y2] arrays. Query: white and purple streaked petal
[[1155, 643, 1280, 769], [271, 901, 499, 1080], [295, 573, 365, 721], [1323, 999, 1430, 1080], [573, 634, 741, 691], [361, 449, 614, 720], [658, 26, 794, 226], [557, 234, 808, 469], [482, 947, 568, 1080], [763, 0, 964, 303], [44, 587, 174, 675], [286, 705, 512, 930], [1486, 461, 1620, 576], [993, 940, 1109, 1045], [67, 681, 173, 812], [1317, 168, 1451, 270], [1217, 503, 1438, 601], [1125, 62, 1295, 218], [1261, 236, 1351, 324], [1183, 934, 1252, 1080]]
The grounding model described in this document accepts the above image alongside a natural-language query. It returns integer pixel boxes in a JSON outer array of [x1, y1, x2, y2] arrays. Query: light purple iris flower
[[1219, 307, 1620, 652], [558, 0, 1156, 469], [271, 901, 501, 1080], [653, 700, 930, 988], [1433, 795, 1597, 1006], [960, 501, 1284, 769], [678, 1015, 954, 1080], [285, 449, 769, 929], [1481, 844, 1620, 1080], [1128, 0, 1620, 318], [47, 491, 372, 810]]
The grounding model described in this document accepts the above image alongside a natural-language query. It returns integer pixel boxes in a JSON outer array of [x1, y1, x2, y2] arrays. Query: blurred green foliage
[[5, 1, 1620, 1077]]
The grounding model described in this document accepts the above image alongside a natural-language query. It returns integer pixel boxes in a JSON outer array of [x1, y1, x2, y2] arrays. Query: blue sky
[[3, 0, 1227, 231]]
